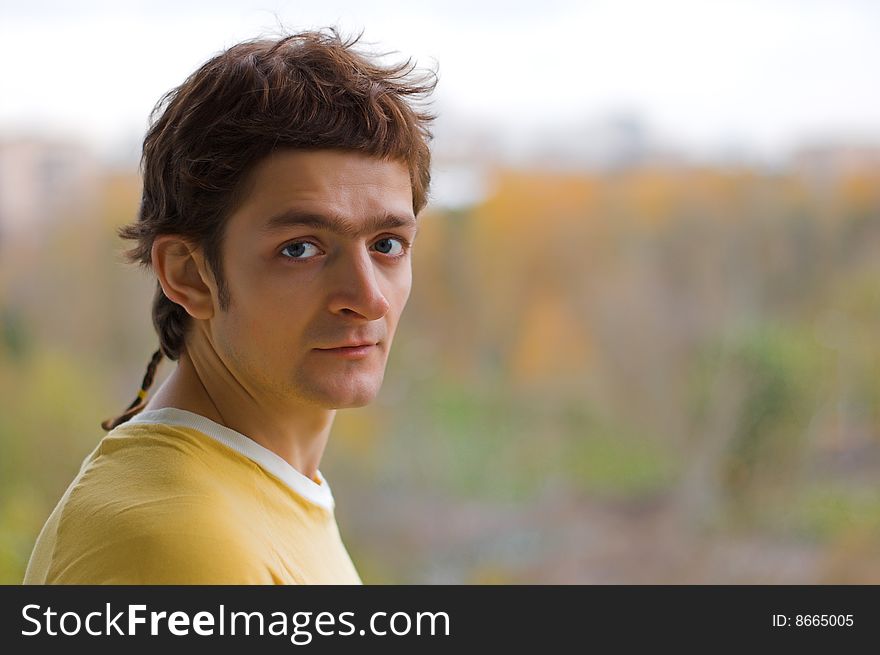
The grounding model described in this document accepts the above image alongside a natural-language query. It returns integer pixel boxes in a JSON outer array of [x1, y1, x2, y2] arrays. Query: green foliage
[[788, 484, 880, 541], [561, 423, 678, 498], [722, 322, 830, 498], [423, 379, 541, 500], [412, 379, 677, 501], [0, 488, 47, 584], [0, 346, 110, 583], [0, 306, 32, 362]]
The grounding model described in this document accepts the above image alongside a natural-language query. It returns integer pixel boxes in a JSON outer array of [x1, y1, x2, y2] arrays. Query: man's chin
[[309, 390, 376, 410], [312, 380, 383, 409], [329, 396, 376, 409]]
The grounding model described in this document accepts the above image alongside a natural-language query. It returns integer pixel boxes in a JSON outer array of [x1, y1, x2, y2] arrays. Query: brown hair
[[101, 28, 437, 431]]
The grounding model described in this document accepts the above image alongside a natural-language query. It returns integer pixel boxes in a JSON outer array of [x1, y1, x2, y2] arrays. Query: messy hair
[[101, 28, 437, 430]]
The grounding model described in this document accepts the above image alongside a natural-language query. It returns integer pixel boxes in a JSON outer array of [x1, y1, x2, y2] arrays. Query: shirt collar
[[125, 407, 335, 511]]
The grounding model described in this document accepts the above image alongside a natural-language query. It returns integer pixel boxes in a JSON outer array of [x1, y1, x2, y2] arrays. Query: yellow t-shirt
[[23, 407, 362, 585]]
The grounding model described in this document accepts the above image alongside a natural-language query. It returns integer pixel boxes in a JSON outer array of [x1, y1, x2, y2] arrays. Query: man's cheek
[[393, 275, 413, 307]]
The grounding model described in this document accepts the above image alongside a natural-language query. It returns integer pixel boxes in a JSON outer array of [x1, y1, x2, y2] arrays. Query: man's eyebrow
[[259, 210, 418, 238]]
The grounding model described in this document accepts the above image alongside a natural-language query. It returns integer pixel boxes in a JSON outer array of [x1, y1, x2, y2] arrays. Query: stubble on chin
[[286, 358, 387, 409]]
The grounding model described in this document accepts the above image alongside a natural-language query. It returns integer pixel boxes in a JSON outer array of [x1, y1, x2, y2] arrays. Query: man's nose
[[327, 248, 391, 320]]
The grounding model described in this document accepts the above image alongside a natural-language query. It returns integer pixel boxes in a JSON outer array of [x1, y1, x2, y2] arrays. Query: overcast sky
[[2, 0, 879, 160]]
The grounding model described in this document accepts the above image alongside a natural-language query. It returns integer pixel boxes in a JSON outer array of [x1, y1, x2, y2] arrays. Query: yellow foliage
[[467, 564, 518, 584], [331, 407, 383, 464], [100, 171, 143, 231], [472, 169, 599, 236], [838, 174, 880, 214], [626, 170, 680, 227], [510, 291, 593, 382]]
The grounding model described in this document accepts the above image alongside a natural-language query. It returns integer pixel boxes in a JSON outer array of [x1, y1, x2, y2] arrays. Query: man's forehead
[[258, 209, 417, 239], [251, 148, 411, 189], [230, 149, 415, 231]]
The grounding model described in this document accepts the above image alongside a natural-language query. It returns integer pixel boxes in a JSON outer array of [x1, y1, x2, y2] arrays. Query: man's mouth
[[314, 343, 377, 358]]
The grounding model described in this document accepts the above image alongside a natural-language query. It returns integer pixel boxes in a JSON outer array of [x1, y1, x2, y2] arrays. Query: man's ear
[[151, 235, 216, 320]]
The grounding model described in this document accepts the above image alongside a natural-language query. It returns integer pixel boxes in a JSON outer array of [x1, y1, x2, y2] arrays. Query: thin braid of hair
[[100, 348, 164, 431]]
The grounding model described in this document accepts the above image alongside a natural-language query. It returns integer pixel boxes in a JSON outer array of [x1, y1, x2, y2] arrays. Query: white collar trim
[[125, 407, 335, 511]]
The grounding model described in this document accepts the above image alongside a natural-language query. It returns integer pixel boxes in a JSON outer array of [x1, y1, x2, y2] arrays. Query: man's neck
[[143, 348, 335, 483]]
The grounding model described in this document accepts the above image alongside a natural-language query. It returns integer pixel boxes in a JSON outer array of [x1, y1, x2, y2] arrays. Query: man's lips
[[313, 343, 378, 357]]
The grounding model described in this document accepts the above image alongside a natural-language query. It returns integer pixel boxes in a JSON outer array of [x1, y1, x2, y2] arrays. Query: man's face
[[209, 149, 416, 410]]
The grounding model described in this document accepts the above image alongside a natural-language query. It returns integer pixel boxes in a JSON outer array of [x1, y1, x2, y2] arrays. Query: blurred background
[[2, 0, 880, 583]]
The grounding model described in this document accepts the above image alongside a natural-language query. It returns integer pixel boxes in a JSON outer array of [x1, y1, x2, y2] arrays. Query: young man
[[23, 30, 436, 584]]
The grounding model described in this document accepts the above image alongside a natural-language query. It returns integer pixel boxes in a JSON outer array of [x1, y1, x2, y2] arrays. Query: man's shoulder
[[43, 424, 272, 583], [73, 421, 247, 501], [62, 423, 255, 537], [96, 420, 237, 474], [47, 510, 273, 583]]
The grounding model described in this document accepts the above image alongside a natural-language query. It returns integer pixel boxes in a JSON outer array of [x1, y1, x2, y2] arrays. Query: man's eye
[[281, 242, 320, 259], [374, 237, 405, 256]]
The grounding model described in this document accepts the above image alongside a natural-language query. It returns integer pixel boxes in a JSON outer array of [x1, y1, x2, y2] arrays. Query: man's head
[[109, 29, 436, 423]]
